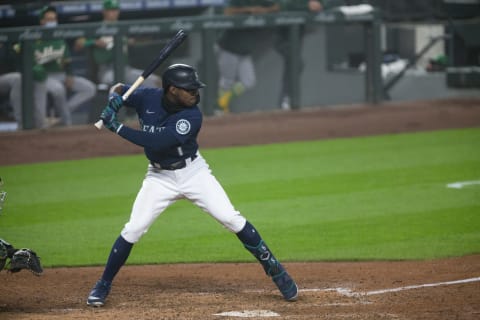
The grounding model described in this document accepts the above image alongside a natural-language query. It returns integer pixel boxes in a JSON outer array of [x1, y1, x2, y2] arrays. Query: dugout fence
[[0, 9, 382, 129]]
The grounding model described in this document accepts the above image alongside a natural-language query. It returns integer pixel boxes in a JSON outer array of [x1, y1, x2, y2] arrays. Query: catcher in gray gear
[[0, 239, 43, 276], [0, 178, 43, 275]]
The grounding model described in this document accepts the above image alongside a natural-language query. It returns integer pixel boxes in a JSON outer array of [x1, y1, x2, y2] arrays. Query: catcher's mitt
[[9, 248, 43, 276]]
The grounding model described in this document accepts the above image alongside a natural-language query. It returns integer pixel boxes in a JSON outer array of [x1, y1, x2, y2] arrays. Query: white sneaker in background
[[281, 96, 291, 110]]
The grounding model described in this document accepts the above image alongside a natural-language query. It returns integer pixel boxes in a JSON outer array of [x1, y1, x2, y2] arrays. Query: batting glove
[[108, 92, 123, 112], [100, 105, 123, 133]]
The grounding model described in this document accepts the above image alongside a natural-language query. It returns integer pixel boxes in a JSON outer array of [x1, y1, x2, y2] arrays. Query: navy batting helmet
[[162, 64, 205, 91]]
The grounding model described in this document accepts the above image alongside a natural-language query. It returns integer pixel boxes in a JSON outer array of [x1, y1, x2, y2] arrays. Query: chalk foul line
[[363, 276, 480, 296], [299, 276, 480, 297], [218, 279, 480, 317], [446, 180, 480, 189]]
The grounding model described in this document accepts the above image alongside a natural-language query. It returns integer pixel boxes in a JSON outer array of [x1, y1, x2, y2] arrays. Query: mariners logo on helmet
[[176, 119, 191, 135]]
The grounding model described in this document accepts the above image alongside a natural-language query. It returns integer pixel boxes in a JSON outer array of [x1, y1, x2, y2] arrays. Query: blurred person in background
[[74, 0, 161, 88], [0, 72, 22, 124], [10, 5, 95, 128], [274, 0, 323, 110], [216, 0, 280, 114], [0, 44, 21, 123]]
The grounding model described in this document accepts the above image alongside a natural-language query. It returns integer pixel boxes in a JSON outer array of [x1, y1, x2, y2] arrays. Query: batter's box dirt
[[1, 257, 480, 319]]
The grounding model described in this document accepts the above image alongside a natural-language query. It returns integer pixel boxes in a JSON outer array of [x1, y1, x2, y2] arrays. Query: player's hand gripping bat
[[94, 29, 188, 129]]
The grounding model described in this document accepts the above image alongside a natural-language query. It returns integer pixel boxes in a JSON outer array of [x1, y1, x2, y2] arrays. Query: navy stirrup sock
[[236, 221, 282, 276], [236, 221, 262, 247], [101, 235, 133, 283]]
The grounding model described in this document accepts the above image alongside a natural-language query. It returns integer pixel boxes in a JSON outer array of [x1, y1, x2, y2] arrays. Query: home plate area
[[213, 289, 371, 318], [213, 310, 281, 317], [1, 254, 479, 319], [213, 277, 480, 318]]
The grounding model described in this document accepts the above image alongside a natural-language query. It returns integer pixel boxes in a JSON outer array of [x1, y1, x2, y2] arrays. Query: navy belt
[[151, 154, 197, 170]]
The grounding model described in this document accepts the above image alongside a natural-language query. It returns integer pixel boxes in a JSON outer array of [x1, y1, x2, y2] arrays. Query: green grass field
[[1, 128, 479, 267]]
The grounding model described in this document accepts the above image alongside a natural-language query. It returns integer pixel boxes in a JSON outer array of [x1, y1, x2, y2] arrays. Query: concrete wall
[[222, 24, 479, 114], [225, 25, 366, 113]]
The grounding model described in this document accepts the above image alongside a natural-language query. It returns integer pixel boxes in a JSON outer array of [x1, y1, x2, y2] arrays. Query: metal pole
[[288, 24, 301, 110], [201, 28, 217, 116], [113, 33, 125, 83], [21, 40, 34, 129], [364, 13, 382, 104]]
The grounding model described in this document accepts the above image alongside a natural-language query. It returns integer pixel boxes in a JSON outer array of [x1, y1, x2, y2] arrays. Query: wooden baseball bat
[[95, 29, 188, 129]]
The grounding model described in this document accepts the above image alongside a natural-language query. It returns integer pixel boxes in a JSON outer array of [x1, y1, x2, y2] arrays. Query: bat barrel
[[141, 29, 188, 78], [95, 29, 188, 130]]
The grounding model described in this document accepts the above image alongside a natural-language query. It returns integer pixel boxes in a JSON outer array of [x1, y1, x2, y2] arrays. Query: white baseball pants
[[121, 153, 247, 243]]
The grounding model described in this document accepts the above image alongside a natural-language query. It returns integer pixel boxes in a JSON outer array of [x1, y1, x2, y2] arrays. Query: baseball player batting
[[86, 64, 298, 306]]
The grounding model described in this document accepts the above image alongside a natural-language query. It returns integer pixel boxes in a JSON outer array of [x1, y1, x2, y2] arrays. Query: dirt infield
[[1, 98, 480, 319]]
